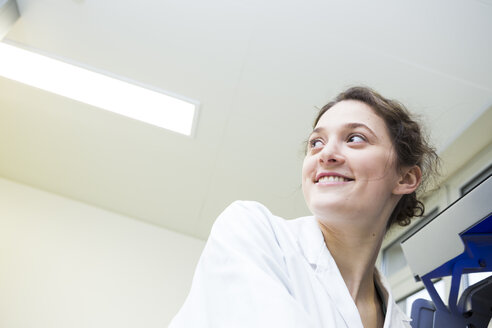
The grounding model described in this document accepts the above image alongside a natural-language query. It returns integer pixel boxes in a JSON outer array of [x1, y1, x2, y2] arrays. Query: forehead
[[315, 100, 388, 132]]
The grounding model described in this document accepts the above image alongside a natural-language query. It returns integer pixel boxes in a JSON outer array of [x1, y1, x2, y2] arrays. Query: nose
[[318, 140, 345, 165]]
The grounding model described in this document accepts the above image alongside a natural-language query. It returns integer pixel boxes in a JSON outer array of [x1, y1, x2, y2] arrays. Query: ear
[[393, 165, 422, 195]]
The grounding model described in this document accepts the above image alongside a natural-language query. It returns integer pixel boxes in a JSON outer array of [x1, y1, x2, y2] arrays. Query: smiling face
[[302, 100, 404, 226]]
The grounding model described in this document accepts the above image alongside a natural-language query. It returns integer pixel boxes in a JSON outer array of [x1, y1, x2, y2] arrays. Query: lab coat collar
[[295, 216, 328, 270]]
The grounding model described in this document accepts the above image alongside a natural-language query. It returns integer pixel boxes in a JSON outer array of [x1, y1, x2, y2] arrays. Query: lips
[[315, 172, 354, 183]]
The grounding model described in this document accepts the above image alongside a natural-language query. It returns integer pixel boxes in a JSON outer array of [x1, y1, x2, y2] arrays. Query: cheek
[[301, 157, 314, 193], [301, 156, 315, 180], [361, 150, 395, 175], [363, 161, 386, 177], [357, 155, 399, 189]]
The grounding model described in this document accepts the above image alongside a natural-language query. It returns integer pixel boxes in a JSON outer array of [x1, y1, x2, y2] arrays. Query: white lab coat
[[169, 201, 412, 328]]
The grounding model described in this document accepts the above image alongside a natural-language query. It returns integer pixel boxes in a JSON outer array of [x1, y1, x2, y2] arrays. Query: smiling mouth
[[316, 176, 354, 183]]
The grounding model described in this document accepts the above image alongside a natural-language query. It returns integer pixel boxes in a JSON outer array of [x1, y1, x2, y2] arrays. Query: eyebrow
[[309, 122, 379, 140]]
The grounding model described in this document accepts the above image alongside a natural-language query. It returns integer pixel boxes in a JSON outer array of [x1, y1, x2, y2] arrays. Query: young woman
[[169, 86, 439, 328]]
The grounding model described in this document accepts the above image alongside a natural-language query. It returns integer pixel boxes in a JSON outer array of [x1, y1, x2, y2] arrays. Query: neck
[[317, 218, 385, 302]]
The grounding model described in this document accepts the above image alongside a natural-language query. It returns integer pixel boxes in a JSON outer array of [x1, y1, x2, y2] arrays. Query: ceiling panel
[[1, 0, 491, 239]]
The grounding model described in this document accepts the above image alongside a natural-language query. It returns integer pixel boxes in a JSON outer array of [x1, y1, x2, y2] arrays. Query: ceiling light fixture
[[0, 41, 198, 136]]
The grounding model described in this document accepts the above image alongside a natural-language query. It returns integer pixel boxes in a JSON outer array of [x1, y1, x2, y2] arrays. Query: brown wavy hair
[[313, 86, 440, 229]]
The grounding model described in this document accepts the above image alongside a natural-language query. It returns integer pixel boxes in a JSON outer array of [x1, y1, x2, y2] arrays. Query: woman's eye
[[348, 134, 365, 143], [310, 139, 324, 149]]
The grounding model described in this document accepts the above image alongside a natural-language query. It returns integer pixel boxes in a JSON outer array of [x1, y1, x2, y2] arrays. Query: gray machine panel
[[401, 175, 491, 279]]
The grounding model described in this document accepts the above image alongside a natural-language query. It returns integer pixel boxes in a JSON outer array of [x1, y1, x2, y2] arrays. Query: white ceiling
[[1, 0, 491, 239]]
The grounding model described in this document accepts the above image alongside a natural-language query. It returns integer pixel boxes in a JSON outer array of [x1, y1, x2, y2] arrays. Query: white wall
[[0, 177, 205, 328]]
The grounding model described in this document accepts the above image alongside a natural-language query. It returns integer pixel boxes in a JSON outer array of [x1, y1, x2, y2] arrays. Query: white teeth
[[318, 176, 348, 183]]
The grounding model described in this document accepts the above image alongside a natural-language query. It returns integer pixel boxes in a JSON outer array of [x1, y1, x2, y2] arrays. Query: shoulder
[[170, 201, 317, 327], [207, 201, 314, 267], [208, 201, 314, 269], [210, 200, 286, 243], [199, 201, 293, 292], [214, 200, 276, 224]]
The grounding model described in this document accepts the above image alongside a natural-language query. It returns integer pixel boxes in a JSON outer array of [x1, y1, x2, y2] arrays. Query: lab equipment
[[401, 175, 492, 328]]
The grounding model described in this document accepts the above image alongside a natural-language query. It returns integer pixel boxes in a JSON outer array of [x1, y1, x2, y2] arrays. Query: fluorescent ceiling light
[[0, 42, 198, 136]]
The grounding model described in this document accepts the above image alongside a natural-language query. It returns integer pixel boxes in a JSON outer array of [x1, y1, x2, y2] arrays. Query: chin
[[307, 200, 347, 219]]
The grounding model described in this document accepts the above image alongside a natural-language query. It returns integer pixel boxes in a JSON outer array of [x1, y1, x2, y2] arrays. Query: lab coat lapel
[[384, 301, 412, 328], [297, 218, 365, 328], [375, 269, 412, 328]]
